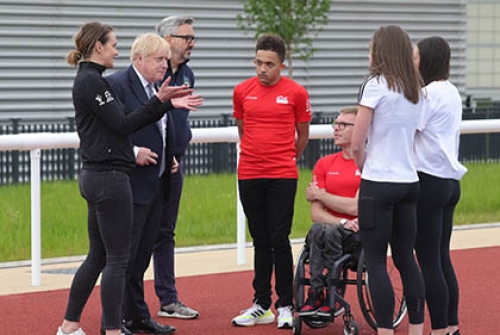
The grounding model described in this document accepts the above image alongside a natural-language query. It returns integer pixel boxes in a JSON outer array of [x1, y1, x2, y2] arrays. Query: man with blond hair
[[105, 32, 201, 335], [299, 106, 360, 318]]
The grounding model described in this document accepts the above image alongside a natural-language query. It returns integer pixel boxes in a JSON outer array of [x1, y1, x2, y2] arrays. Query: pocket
[[358, 196, 376, 230], [79, 170, 105, 202]]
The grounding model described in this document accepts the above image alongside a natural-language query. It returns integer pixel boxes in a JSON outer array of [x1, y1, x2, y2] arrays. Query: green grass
[[454, 163, 500, 224], [0, 163, 499, 262]]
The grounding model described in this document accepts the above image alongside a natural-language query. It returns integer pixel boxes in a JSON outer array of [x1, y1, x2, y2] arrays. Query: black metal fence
[[1, 107, 500, 185]]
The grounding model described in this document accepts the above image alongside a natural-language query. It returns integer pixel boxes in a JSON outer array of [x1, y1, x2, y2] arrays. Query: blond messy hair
[[339, 106, 358, 116], [130, 32, 169, 62]]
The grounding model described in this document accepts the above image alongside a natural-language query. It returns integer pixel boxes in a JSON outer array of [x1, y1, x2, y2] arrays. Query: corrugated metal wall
[[0, 0, 466, 122]]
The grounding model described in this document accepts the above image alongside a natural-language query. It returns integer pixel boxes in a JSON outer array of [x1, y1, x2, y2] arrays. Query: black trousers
[[238, 178, 297, 310], [415, 172, 461, 329], [154, 162, 184, 307], [65, 169, 132, 330], [123, 182, 163, 321], [358, 179, 425, 329]]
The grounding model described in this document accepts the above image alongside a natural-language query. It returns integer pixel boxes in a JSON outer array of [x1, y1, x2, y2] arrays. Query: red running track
[[0, 246, 498, 335]]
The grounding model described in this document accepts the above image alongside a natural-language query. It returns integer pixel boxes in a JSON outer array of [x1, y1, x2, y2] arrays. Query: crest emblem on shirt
[[104, 90, 114, 103], [95, 91, 114, 106], [276, 95, 288, 104], [95, 94, 104, 106]]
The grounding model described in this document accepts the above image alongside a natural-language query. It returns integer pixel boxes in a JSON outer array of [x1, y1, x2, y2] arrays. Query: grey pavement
[[1, 223, 499, 296]]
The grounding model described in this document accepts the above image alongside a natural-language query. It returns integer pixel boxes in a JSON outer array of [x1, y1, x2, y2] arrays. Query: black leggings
[[64, 169, 132, 330], [415, 172, 460, 330], [358, 179, 425, 329]]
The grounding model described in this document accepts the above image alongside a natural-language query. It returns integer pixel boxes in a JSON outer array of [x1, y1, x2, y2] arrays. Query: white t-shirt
[[358, 75, 423, 183], [414, 80, 467, 180]]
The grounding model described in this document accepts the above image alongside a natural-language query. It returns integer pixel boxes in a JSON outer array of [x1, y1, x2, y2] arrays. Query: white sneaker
[[277, 306, 293, 329], [231, 303, 275, 327], [56, 327, 86, 335]]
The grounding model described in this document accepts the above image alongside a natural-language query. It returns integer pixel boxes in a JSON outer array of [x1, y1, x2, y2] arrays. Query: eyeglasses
[[332, 121, 355, 130], [170, 35, 196, 43]]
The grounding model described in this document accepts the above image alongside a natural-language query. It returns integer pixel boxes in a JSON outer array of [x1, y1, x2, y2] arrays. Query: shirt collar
[[132, 65, 151, 89]]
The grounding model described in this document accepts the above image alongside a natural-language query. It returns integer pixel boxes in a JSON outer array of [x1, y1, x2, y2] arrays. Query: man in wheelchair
[[299, 106, 361, 318]]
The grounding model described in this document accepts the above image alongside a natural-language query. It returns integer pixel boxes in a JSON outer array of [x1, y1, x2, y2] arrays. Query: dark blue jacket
[[162, 59, 195, 159], [106, 66, 175, 205]]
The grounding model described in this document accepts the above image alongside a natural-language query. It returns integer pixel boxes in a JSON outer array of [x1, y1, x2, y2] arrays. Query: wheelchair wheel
[[293, 246, 308, 311], [356, 249, 407, 330], [293, 246, 329, 330], [343, 320, 359, 335], [293, 317, 302, 335]]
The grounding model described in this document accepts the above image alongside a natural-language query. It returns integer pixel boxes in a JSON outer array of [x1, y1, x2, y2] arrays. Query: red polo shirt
[[233, 76, 312, 179]]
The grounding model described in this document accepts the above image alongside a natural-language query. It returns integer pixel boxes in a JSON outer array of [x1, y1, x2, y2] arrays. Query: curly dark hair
[[255, 34, 286, 63]]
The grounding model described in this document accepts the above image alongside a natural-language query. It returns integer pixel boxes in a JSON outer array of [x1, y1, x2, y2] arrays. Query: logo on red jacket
[[276, 95, 288, 104]]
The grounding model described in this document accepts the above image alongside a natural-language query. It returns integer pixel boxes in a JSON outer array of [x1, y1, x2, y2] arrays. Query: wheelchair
[[293, 242, 407, 335]]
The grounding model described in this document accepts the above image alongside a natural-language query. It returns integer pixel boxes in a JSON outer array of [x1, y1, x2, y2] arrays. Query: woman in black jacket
[[56, 21, 200, 335]]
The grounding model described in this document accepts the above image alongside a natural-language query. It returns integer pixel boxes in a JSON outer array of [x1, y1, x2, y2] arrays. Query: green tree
[[237, 0, 333, 78]]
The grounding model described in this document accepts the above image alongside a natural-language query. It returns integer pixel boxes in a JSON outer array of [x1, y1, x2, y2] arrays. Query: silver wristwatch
[[339, 218, 348, 226]]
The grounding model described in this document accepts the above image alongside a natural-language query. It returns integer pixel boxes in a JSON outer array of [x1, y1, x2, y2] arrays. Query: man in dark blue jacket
[[106, 32, 201, 334], [153, 15, 199, 320]]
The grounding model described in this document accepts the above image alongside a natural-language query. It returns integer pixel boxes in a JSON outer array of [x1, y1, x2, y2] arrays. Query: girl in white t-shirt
[[413, 36, 466, 335], [351, 25, 425, 335]]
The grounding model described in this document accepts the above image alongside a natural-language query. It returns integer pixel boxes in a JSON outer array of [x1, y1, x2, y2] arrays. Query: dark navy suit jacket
[[106, 65, 175, 205]]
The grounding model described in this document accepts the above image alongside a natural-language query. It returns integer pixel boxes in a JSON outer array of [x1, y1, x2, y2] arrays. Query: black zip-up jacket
[[73, 61, 173, 172], [163, 59, 195, 159]]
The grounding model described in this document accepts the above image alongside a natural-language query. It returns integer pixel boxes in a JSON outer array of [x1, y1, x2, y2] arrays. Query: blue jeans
[[65, 169, 132, 330]]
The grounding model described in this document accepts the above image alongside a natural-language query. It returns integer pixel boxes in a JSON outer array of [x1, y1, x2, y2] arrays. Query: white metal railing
[[2, 119, 500, 286]]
